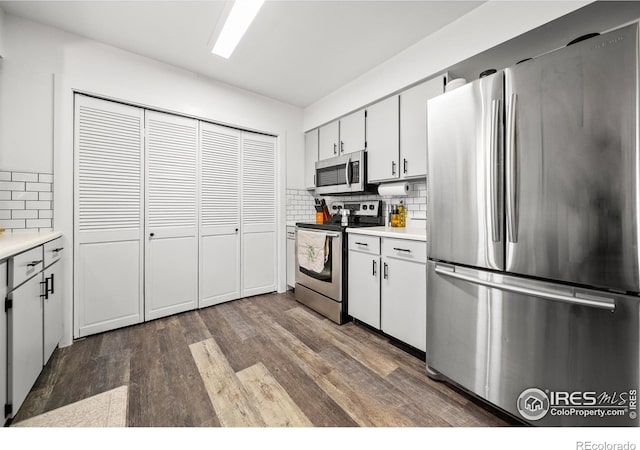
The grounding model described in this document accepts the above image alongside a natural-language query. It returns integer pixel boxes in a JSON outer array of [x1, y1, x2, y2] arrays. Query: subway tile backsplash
[[286, 179, 427, 225], [0, 171, 53, 232]]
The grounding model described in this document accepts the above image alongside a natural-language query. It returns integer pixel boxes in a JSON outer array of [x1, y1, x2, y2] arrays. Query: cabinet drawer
[[44, 237, 64, 267], [10, 246, 43, 288], [348, 234, 380, 254], [382, 238, 426, 263]]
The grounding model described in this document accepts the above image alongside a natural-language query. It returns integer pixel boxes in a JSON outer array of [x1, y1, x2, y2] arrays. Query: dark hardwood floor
[[12, 291, 513, 427]]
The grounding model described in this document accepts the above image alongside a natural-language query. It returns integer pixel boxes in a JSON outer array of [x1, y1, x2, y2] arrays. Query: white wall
[[304, 1, 590, 130], [1, 14, 305, 347]]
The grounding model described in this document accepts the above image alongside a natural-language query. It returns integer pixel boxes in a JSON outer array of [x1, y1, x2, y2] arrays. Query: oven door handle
[[298, 230, 341, 238]]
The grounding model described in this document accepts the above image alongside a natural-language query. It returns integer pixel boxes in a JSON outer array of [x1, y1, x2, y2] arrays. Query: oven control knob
[[369, 204, 375, 210], [362, 205, 368, 210], [332, 205, 337, 210]]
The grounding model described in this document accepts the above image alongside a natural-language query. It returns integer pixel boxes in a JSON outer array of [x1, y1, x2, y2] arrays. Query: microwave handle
[[345, 157, 351, 186]]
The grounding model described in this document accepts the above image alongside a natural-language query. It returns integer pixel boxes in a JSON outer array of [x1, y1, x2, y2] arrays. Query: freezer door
[[429, 261, 639, 426], [505, 23, 640, 292], [427, 72, 504, 270]]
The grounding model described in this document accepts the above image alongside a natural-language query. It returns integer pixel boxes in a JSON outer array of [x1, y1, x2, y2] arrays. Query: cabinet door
[[242, 132, 276, 297], [319, 120, 339, 160], [381, 257, 426, 351], [348, 251, 380, 329], [367, 96, 400, 183], [8, 274, 43, 418], [145, 111, 198, 320], [0, 262, 6, 421], [339, 109, 366, 154], [400, 75, 445, 179], [199, 122, 241, 308], [286, 228, 295, 288], [74, 94, 144, 337], [304, 129, 319, 189], [43, 260, 63, 365]]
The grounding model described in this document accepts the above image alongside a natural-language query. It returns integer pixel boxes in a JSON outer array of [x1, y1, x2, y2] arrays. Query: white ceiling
[[0, 1, 483, 107]]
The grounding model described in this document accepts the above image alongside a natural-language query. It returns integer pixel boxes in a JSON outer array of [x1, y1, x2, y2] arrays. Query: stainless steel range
[[295, 200, 383, 324]]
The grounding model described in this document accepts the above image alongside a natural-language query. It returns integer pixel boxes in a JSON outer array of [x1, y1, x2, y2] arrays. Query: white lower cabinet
[[8, 272, 43, 420], [286, 226, 295, 288], [4, 240, 65, 420], [43, 258, 63, 365], [348, 234, 382, 328], [0, 261, 6, 423], [348, 233, 427, 351]]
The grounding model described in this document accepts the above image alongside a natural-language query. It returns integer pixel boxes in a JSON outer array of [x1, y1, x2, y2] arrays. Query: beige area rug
[[12, 385, 128, 427]]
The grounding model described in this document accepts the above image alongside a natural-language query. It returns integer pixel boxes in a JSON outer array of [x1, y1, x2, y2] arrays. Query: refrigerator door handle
[[506, 93, 518, 243], [490, 98, 501, 242], [434, 264, 616, 311]]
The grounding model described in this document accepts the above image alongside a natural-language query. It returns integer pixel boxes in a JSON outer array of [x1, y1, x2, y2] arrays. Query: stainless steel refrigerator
[[426, 23, 640, 426]]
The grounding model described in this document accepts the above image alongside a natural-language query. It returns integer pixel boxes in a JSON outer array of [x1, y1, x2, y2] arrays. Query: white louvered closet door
[[74, 95, 144, 337], [241, 132, 277, 296], [145, 111, 198, 320], [199, 122, 241, 308]]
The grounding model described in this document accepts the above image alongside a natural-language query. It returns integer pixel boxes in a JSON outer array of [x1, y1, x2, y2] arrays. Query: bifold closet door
[[145, 111, 198, 320], [241, 132, 276, 297], [74, 95, 144, 337], [199, 123, 241, 307]]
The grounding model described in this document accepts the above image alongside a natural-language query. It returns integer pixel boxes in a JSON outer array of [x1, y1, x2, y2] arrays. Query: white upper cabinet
[[304, 129, 319, 189], [399, 75, 446, 179], [318, 109, 366, 161], [319, 120, 339, 160], [338, 109, 366, 154], [367, 95, 400, 183]]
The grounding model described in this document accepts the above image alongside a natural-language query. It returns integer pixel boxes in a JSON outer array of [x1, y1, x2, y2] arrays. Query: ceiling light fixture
[[211, 0, 265, 59]]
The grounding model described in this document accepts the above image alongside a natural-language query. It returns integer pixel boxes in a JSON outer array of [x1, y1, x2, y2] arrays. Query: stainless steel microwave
[[314, 150, 375, 195]]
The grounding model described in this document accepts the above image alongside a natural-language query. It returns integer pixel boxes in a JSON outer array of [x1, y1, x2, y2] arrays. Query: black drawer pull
[[52, 247, 64, 253], [27, 260, 43, 267], [355, 242, 368, 246], [393, 248, 411, 253]]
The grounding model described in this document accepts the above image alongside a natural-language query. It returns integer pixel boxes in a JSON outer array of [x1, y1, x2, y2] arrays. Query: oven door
[[315, 150, 365, 195], [295, 228, 343, 302]]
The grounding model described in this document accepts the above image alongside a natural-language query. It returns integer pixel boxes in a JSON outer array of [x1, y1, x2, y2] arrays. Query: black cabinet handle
[[372, 259, 377, 276], [391, 161, 396, 176], [340, 141, 344, 153], [28, 260, 43, 268], [383, 262, 388, 279], [149, 233, 155, 238], [355, 242, 368, 246], [52, 247, 64, 253], [393, 247, 411, 253], [48, 273, 55, 295], [40, 278, 49, 300], [333, 143, 337, 155], [403, 158, 408, 174]]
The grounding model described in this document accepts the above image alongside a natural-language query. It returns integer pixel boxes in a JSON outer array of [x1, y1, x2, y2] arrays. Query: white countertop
[[0, 231, 63, 261], [345, 226, 426, 242]]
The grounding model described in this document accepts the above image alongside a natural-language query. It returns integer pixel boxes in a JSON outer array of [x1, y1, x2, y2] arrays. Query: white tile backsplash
[[0, 171, 53, 231], [286, 179, 428, 226]]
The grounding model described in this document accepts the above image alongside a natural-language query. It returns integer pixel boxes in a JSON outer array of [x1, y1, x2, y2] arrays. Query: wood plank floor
[[12, 291, 515, 427]]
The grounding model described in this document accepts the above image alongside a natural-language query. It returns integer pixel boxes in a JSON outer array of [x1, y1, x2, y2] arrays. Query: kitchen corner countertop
[[345, 226, 426, 242], [0, 231, 63, 261]]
